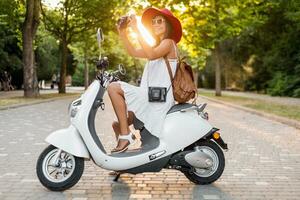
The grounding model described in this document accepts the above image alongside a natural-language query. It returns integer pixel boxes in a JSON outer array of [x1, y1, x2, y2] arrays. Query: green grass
[[0, 93, 80, 107], [199, 91, 300, 121]]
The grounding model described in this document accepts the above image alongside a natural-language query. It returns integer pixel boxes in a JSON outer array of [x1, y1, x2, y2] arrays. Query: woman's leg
[[112, 111, 134, 140], [107, 82, 134, 150], [109, 112, 135, 175]]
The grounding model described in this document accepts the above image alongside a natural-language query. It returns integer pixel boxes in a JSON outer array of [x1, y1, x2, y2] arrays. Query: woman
[[108, 8, 182, 153]]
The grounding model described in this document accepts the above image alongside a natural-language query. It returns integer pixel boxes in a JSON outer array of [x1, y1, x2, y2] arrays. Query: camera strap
[[147, 41, 179, 93], [147, 62, 172, 93], [163, 58, 173, 93]]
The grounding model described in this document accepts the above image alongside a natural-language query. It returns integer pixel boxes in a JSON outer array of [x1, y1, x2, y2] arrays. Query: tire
[[183, 140, 225, 185], [36, 145, 84, 191]]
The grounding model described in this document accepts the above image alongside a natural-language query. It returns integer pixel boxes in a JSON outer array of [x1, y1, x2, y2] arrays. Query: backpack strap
[[164, 57, 173, 82], [172, 40, 179, 60], [164, 40, 178, 82]]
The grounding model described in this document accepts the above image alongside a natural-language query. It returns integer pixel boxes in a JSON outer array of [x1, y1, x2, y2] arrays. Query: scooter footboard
[[45, 125, 90, 159]]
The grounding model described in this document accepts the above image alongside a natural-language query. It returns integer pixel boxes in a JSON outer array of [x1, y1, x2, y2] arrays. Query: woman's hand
[[128, 14, 138, 30], [116, 24, 126, 37], [117, 14, 147, 59]]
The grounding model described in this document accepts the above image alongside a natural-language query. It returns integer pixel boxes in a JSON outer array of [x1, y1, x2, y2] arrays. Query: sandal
[[127, 139, 142, 151], [111, 132, 136, 154]]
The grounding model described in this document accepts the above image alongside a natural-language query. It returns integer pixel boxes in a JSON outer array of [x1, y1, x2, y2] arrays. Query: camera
[[117, 16, 131, 30], [148, 87, 167, 102]]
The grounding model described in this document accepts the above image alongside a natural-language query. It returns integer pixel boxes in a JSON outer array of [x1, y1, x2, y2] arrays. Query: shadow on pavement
[[193, 184, 233, 200]]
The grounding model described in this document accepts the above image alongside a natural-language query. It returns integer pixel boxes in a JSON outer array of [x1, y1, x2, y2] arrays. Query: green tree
[[232, 0, 300, 97], [35, 27, 60, 80], [0, 0, 24, 89], [175, 0, 272, 96], [40, 0, 117, 93], [71, 30, 144, 87]]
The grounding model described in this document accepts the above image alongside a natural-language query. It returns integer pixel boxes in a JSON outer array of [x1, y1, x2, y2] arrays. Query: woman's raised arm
[[118, 26, 147, 59], [137, 37, 173, 60]]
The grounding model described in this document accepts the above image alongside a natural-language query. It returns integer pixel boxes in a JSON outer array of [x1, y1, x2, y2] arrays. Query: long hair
[[151, 17, 173, 47]]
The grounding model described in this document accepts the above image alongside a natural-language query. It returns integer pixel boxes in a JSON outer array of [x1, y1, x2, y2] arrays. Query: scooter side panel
[[45, 125, 90, 159], [99, 111, 213, 171], [160, 110, 213, 152]]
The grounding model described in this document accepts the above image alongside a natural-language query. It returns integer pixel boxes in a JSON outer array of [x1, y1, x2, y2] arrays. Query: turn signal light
[[213, 132, 220, 139]]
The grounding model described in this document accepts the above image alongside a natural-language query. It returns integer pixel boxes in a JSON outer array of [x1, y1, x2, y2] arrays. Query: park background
[[1, 1, 300, 199], [0, 0, 300, 122]]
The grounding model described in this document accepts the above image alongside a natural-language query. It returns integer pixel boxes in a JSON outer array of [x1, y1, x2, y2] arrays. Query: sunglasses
[[152, 18, 165, 25]]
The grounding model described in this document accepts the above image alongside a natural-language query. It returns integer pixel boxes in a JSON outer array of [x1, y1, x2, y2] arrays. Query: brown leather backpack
[[164, 57, 198, 103]]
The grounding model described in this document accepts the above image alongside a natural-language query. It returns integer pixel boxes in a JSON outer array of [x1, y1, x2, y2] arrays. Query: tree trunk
[[22, 0, 40, 97], [59, 39, 67, 93], [224, 64, 228, 89], [214, 0, 221, 96], [214, 43, 222, 96], [84, 47, 89, 89]]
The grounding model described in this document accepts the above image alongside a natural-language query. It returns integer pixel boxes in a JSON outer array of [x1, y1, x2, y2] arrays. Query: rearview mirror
[[118, 64, 126, 75], [97, 28, 104, 60], [97, 28, 104, 43]]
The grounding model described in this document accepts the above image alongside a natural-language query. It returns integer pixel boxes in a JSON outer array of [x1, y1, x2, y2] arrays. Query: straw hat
[[141, 7, 182, 43]]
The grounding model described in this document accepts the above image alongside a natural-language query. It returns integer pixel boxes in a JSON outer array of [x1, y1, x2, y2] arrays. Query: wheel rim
[[193, 146, 219, 178], [42, 148, 76, 183]]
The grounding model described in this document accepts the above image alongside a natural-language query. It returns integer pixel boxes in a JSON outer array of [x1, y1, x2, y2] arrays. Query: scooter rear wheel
[[36, 145, 84, 191], [183, 140, 225, 185]]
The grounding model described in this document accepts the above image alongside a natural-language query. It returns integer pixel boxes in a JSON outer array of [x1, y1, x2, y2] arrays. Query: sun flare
[[136, 16, 156, 46]]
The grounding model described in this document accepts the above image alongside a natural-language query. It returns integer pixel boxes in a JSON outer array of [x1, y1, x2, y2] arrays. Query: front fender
[[45, 125, 90, 159]]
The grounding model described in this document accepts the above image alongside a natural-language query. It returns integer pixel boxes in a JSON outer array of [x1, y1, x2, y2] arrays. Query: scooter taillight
[[213, 132, 220, 140]]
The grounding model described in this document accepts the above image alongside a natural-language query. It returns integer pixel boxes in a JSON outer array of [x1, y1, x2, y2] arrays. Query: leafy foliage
[[0, 0, 299, 97], [222, 0, 300, 96], [0, 0, 25, 88]]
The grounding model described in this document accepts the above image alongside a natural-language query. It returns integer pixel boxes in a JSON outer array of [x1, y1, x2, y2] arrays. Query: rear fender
[[203, 128, 228, 150]]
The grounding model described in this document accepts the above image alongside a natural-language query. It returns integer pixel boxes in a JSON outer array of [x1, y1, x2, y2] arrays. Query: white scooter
[[36, 28, 228, 191]]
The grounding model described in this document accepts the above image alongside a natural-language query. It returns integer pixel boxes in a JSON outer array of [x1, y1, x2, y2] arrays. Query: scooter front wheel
[[183, 140, 225, 185], [36, 145, 84, 191]]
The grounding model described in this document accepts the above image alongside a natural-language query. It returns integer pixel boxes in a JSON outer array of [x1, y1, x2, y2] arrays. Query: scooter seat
[[167, 103, 194, 114], [133, 103, 194, 130]]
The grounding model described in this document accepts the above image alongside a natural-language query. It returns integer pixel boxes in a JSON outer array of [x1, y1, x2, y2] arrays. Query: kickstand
[[113, 173, 121, 182]]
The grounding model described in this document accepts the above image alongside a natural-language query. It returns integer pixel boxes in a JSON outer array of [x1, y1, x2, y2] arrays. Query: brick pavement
[[0, 93, 300, 200]]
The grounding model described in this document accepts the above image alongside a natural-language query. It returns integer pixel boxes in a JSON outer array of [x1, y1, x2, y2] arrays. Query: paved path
[[199, 89, 300, 106], [0, 94, 300, 199]]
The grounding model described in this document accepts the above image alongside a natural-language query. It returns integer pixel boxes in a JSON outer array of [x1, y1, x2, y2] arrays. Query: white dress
[[118, 57, 177, 138]]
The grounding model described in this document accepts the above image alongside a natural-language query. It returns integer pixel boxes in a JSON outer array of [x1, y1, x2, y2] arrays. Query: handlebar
[[95, 55, 126, 87], [96, 67, 125, 88]]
